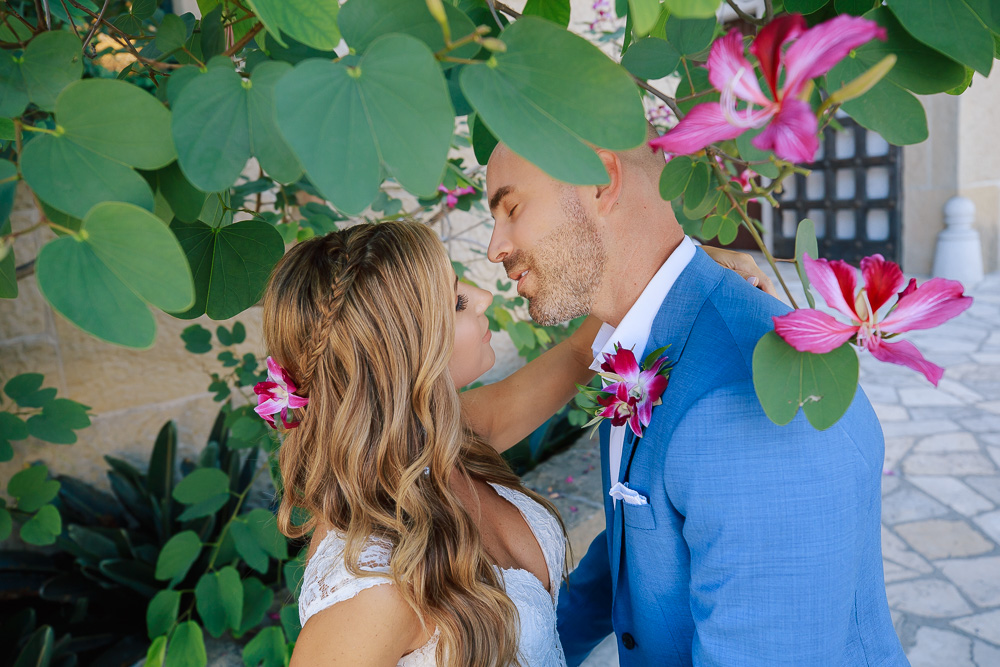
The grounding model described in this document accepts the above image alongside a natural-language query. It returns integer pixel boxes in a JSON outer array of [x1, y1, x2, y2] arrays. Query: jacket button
[[622, 633, 636, 650]]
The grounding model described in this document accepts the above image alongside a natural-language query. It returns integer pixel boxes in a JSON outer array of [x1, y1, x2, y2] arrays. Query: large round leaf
[[889, 0, 994, 76], [460, 17, 646, 185], [195, 567, 243, 638], [0, 30, 82, 117], [621, 37, 680, 80], [157, 161, 208, 223], [246, 0, 340, 51], [155, 531, 202, 581], [752, 331, 860, 430], [169, 218, 285, 320], [856, 8, 967, 95], [827, 56, 928, 146], [664, 16, 716, 56], [35, 203, 195, 348], [248, 61, 303, 183], [340, 0, 479, 62], [276, 33, 454, 213]]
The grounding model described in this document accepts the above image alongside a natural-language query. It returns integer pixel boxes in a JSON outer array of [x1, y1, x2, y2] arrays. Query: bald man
[[484, 139, 907, 667]]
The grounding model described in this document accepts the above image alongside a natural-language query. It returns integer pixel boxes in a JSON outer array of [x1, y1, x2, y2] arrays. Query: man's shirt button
[[622, 633, 636, 650]]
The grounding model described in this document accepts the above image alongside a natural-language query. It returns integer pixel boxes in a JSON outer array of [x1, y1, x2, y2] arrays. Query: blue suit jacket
[[557, 249, 908, 666]]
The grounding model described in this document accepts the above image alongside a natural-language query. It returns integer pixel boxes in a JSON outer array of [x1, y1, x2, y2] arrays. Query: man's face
[[486, 147, 606, 326]]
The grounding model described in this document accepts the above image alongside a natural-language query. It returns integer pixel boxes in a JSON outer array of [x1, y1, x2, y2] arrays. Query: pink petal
[[255, 397, 285, 416], [266, 356, 282, 383], [642, 373, 668, 404], [254, 381, 279, 396], [803, 254, 861, 321], [860, 254, 905, 313], [867, 337, 944, 386], [752, 98, 819, 163], [648, 103, 746, 156], [611, 348, 640, 383], [261, 413, 277, 429], [782, 15, 886, 98], [880, 278, 973, 334], [287, 394, 310, 409], [898, 278, 917, 300], [636, 395, 653, 426], [750, 14, 807, 100], [627, 410, 644, 438], [773, 310, 858, 353], [708, 29, 770, 107]]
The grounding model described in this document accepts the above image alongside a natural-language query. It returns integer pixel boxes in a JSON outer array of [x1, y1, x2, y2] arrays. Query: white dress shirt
[[590, 236, 697, 506]]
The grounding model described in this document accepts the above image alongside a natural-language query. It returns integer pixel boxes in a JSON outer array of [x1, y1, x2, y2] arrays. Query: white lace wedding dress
[[298, 483, 568, 666]]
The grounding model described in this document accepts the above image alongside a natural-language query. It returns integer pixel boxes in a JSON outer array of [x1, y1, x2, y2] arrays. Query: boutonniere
[[253, 357, 309, 429], [577, 344, 672, 438]]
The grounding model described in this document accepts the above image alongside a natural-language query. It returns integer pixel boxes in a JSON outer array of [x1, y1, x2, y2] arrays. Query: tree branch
[[68, 0, 181, 70], [222, 21, 262, 56], [632, 77, 681, 118], [724, 0, 765, 26], [492, 1, 521, 19], [80, 0, 111, 55]]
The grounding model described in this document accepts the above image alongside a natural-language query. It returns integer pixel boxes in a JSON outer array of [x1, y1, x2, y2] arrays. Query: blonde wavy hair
[[261, 221, 564, 667]]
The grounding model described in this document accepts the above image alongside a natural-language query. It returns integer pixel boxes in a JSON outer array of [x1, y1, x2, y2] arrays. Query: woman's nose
[[476, 287, 492, 313]]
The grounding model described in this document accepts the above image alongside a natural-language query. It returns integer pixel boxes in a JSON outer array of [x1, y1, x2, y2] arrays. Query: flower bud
[[480, 37, 507, 53]]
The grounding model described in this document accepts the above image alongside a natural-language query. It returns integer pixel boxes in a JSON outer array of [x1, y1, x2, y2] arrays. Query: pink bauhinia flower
[[772, 254, 973, 386], [438, 184, 476, 209], [254, 356, 309, 429], [599, 346, 670, 437], [649, 14, 886, 163]]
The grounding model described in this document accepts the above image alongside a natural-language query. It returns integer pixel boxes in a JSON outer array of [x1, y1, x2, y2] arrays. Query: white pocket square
[[609, 482, 648, 506]]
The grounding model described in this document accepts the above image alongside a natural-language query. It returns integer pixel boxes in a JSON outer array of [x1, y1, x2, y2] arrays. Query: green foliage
[[1, 373, 91, 459], [621, 37, 680, 79], [889, 0, 995, 76]]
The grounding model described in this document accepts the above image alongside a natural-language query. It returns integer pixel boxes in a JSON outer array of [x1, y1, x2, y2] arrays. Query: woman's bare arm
[[461, 316, 602, 453]]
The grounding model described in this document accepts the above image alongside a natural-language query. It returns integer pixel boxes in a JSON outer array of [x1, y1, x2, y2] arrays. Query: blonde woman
[[260, 221, 770, 666]]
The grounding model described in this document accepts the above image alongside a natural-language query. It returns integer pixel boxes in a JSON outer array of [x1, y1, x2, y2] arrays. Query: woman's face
[[448, 274, 496, 388]]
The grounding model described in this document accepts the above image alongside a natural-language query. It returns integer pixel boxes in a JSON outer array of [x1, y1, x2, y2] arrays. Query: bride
[[259, 221, 770, 666]]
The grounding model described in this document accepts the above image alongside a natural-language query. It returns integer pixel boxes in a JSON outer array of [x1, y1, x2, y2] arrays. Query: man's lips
[[509, 268, 530, 293]]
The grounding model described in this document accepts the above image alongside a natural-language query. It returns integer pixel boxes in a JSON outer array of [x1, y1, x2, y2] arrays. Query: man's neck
[[592, 233, 684, 328]]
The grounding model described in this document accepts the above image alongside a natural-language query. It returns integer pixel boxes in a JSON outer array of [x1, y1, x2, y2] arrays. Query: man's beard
[[504, 190, 606, 326]]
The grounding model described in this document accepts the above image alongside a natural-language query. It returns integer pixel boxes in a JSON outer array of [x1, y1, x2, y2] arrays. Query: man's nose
[[487, 223, 512, 264]]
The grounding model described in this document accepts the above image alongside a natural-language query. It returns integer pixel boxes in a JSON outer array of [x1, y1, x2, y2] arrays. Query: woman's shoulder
[[298, 529, 394, 628]]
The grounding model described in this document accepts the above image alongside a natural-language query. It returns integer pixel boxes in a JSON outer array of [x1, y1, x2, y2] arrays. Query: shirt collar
[[589, 236, 697, 372]]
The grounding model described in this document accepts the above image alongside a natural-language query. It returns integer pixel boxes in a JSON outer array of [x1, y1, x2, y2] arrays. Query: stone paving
[[522, 267, 1000, 666]]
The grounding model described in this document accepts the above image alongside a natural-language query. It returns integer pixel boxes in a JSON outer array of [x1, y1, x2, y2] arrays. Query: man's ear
[[594, 149, 623, 216]]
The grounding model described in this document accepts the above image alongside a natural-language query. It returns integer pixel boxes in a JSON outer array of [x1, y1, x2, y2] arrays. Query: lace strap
[[298, 532, 394, 628]]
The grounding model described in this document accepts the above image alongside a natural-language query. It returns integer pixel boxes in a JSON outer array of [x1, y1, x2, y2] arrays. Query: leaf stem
[[724, 0, 764, 25], [222, 22, 261, 57]]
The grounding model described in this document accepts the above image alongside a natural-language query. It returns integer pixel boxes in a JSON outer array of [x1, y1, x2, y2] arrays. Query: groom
[[485, 137, 908, 666]]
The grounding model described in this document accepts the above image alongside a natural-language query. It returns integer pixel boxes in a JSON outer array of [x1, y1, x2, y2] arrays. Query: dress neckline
[[486, 482, 556, 601]]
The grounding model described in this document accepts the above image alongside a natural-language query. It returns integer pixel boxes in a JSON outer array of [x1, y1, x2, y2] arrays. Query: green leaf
[[195, 566, 243, 638], [248, 0, 340, 51], [784, 0, 829, 12], [4, 373, 47, 405], [231, 519, 269, 573], [276, 34, 454, 213], [664, 17, 716, 56], [243, 626, 287, 667], [681, 161, 711, 216], [238, 577, 274, 635], [0, 31, 83, 117], [13, 626, 54, 667], [0, 217, 16, 300], [146, 635, 168, 667], [174, 468, 230, 504], [147, 590, 181, 639], [181, 324, 212, 353], [658, 156, 694, 201], [132, 0, 159, 20], [460, 17, 646, 185], [231, 321, 246, 344], [177, 493, 230, 521], [0, 507, 11, 540], [889, 0, 994, 76], [157, 13, 189, 54], [0, 117, 14, 140], [675, 64, 717, 114], [339, 0, 479, 60], [36, 202, 195, 347], [700, 213, 724, 241], [470, 112, 499, 166], [280, 604, 301, 643], [26, 398, 91, 444], [752, 332, 860, 430], [523, 0, 571, 27], [0, 413, 28, 460], [965, 0, 1000, 32], [628, 0, 660, 36], [717, 216, 738, 245], [100, 559, 159, 596], [734, 128, 780, 179], [827, 56, 928, 146], [9, 464, 60, 512], [169, 219, 285, 320], [19, 504, 62, 545], [155, 530, 202, 581], [165, 621, 207, 667], [856, 8, 967, 95], [248, 61, 303, 184], [835, 0, 877, 14], [245, 508, 288, 561], [663, 0, 720, 18], [794, 218, 818, 308], [283, 553, 306, 599], [621, 37, 680, 80]]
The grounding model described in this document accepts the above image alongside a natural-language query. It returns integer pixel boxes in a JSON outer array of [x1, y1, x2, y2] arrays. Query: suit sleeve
[[557, 529, 615, 666], [666, 385, 879, 666]]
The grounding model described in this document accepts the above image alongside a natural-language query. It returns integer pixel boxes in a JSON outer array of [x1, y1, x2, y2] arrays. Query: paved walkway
[[523, 267, 1000, 666]]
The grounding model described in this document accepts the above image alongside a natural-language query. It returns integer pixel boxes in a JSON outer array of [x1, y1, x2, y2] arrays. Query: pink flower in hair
[[254, 357, 309, 429]]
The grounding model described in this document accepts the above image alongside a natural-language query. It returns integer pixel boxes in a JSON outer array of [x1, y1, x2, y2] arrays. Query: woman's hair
[[261, 221, 564, 667]]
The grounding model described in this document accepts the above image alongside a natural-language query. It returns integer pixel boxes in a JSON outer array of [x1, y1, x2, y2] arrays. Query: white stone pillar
[[933, 196, 984, 287]]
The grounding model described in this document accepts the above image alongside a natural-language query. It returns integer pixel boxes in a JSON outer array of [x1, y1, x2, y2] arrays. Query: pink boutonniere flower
[[579, 345, 672, 438], [254, 356, 309, 429], [772, 254, 973, 386]]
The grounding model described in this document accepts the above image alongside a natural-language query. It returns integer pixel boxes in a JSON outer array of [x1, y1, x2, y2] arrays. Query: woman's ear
[[594, 149, 624, 216]]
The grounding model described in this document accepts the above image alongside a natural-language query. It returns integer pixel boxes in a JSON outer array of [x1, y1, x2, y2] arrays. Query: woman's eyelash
[[456, 294, 469, 312]]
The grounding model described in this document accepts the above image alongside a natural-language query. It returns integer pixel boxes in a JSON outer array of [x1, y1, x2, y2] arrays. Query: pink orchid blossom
[[596, 383, 640, 433], [254, 356, 309, 429], [438, 185, 476, 209], [649, 14, 886, 163], [599, 346, 670, 437], [773, 254, 973, 386]]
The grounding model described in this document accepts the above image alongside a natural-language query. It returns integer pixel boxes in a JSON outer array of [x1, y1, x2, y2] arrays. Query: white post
[[933, 196, 984, 287]]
